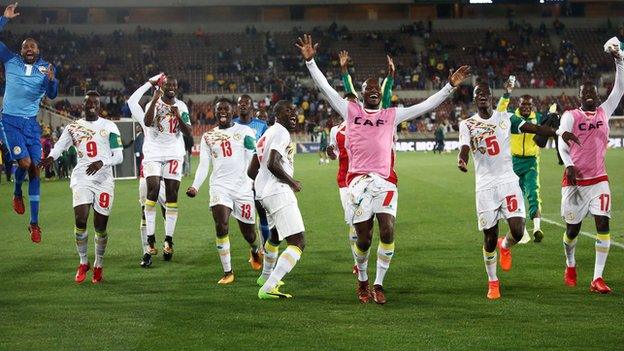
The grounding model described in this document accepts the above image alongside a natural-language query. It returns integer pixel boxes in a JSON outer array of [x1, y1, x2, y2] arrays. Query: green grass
[[1, 150, 623, 350]]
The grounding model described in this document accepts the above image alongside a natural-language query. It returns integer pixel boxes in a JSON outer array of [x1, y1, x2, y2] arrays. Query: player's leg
[[73, 203, 91, 284], [162, 159, 183, 260], [353, 217, 374, 303], [144, 169, 162, 256], [372, 213, 395, 304], [339, 187, 358, 274], [211, 204, 235, 284], [258, 227, 281, 286], [591, 215, 611, 293], [3, 119, 28, 215], [258, 192, 305, 299], [232, 196, 262, 271], [526, 159, 543, 242], [483, 223, 500, 299], [563, 222, 581, 287], [91, 187, 113, 283], [498, 183, 527, 270], [560, 183, 585, 287], [92, 211, 109, 283], [26, 161, 42, 242], [138, 178, 153, 267], [255, 199, 271, 243]]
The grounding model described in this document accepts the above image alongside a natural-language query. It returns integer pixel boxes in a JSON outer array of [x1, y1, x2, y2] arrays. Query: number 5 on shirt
[[485, 136, 500, 156]]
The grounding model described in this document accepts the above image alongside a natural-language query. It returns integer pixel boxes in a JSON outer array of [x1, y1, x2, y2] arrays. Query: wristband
[[555, 129, 563, 136]]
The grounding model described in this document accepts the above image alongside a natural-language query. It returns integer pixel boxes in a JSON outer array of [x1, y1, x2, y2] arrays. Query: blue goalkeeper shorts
[[1, 113, 42, 164]]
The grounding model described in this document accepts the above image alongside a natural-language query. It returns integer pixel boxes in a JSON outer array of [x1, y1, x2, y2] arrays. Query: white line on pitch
[[542, 217, 624, 249]]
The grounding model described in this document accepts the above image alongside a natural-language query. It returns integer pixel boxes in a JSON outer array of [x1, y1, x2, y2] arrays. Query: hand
[[565, 166, 577, 186], [86, 160, 104, 176], [295, 34, 318, 62], [46, 64, 55, 80], [170, 105, 179, 117], [387, 55, 395, 78], [561, 131, 581, 147], [503, 79, 514, 94], [186, 187, 197, 198], [457, 159, 468, 173], [608, 46, 622, 60], [291, 180, 302, 192], [326, 145, 337, 160], [4, 2, 20, 19], [339, 50, 350, 72], [39, 156, 54, 169], [149, 73, 166, 87], [152, 88, 163, 100], [448, 65, 471, 87]]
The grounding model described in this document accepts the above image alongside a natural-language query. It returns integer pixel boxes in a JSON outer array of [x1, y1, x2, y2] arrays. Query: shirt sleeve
[[329, 126, 339, 158], [381, 76, 394, 108], [128, 82, 152, 128], [48, 127, 73, 160], [179, 102, 191, 126], [600, 58, 624, 117], [108, 123, 122, 150], [557, 111, 575, 167], [306, 59, 349, 118], [269, 127, 290, 158], [342, 73, 357, 98], [496, 93, 511, 112], [0, 17, 15, 64], [510, 114, 526, 134], [191, 138, 212, 191], [394, 83, 453, 126], [458, 121, 471, 148]]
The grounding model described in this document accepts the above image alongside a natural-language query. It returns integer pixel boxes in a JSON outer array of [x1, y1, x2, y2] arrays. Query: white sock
[[261, 245, 301, 292], [563, 232, 577, 268], [75, 227, 88, 265], [94, 231, 108, 268], [354, 244, 370, 282], [533, 217, 541, 232], [348, 226, 358, 265], [140, 219, 148, 254], [483, 248, 497, 281], [594, 233, 611, 280], [502, 233, 518, 249], [144, 200, 157, 237], [164, 203, 178, 238], [261, 241, 279, 280], [216, 235, 232, 273], [374, 241, 395, 286]]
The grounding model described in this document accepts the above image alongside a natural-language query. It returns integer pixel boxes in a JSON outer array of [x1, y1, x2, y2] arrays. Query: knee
[[19, 158, 31, 170], [379, 223, 395, 243], [596, 217, 610, 233], [75, 218, 87, 230], [215, 222, 229, 236], [287, 233, 305, 252]]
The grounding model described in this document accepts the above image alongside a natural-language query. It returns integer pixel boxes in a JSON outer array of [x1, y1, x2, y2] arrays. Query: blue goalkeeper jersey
[[0, 16, 58, 119], [233, 117, 268, 140]]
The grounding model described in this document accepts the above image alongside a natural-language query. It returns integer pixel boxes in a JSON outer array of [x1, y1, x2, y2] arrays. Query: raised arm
[[128, 82, 153, 125], [339, 50, 358, 98], [600, 55, 624, 117], [395, 65, 470, 125], [298, 34, 348, 118], [45, 65, 58, 99], [0, 3, 20, 63]]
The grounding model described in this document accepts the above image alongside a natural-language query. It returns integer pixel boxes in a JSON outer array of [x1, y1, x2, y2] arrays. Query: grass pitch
[[1, 150, 623, 350]]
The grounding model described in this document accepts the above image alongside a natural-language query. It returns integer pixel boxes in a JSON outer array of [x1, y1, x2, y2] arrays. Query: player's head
[[20, 38, 39, 64], [579, 81, 598, 110], [83, 90, 101, 120], [344, 92, 358, 103], [215, 98, 233, 128], [255, 109, 268, 122], [163, 77, 178, 99], [238, 95, 253, 117], [519, 95, 534, 117], [273, 100, 296, 132], [473, 83, 492, 109], [361, 78, 381, 108]]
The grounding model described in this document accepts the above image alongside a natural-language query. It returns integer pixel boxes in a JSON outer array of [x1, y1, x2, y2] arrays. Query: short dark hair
[[85, 90, 100, 97], [238, 94, 253, 103], [215, 97, 232, 105], [273, 100, 291, 116], [22, 37, 38, 46], [520, 94, 533, 102]]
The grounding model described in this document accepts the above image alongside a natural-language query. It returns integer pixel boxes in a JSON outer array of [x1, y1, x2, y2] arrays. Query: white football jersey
[[255, 122, 296, 199], [192, 123, 256, 193], [143, 98, 190, 161], [50, 118, 122, 189], [459, 111, 525, 191]]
